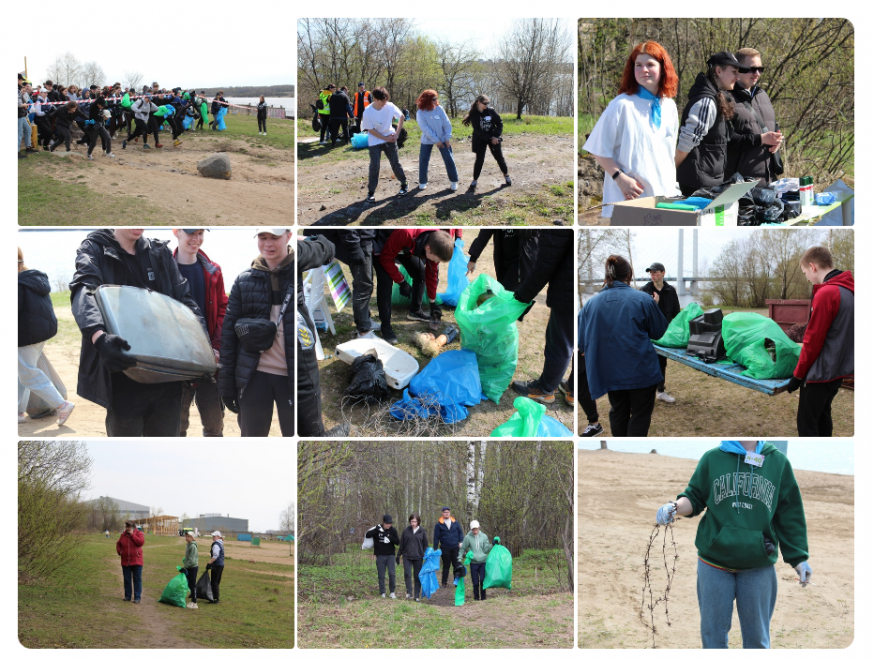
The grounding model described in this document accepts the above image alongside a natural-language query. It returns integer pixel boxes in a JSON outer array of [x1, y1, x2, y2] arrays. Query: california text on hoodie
[[793, 270, 854, 384]]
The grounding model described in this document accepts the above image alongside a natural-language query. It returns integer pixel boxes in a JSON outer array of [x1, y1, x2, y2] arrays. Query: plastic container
[[335, 336, 419, 389]]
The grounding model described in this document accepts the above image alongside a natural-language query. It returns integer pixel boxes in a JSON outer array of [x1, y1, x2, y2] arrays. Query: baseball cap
[[646, 262, 666, 273], [707, 51, 749, 73], [181, 228, 210, 234], [255, 228, 290, 237]]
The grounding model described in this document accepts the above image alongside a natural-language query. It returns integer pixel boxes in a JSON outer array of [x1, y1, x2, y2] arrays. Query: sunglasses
[[480, 101, 490, 106], [747, 67, 765, 74]]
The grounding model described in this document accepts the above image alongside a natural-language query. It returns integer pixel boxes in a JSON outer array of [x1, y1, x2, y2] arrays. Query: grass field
[[297, 548, 573, 648], [19, 534, 294, 649]]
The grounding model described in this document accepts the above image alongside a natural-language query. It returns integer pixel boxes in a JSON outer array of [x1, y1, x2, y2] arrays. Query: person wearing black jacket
[[18, 248, 76, 425], [86, 96, 116, 160], [432, 506, 464, 588], [328, 87, 352, 144], [512, 229, 574, 404], [210, 93, 224, 130], [639, 262, 681, 403], [462, 95, 511, 189], [48, 102, 89, 152], [396, 513, 429, 601], [365, 515, 400, 598], [69, 229, 207, 436], [466, 229, 540, 292], [257, 95, 268, 135]]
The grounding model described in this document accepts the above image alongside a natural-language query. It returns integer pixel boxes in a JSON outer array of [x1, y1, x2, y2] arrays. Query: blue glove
[[795, 561, 812, 586], [656, 503, 676, 526], [85, 119, 96, 126]]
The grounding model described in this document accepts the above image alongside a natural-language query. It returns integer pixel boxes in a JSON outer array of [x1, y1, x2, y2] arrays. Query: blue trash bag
[[350, 132, 368, 149], [420, 548, 441, 599], [182, 115, 193, 129], [389, 349, 484, 423], [216, 107, 227, 131], [439, 239, 470, 307]]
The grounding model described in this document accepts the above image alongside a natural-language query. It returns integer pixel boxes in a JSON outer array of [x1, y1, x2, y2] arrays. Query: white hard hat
[[470, 520, 480, 529]]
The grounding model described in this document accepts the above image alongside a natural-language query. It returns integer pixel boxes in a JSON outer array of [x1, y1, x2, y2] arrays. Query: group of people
[[116, 522, 225, 608], [577, 245, 853, 437], [364, 507, 495, 602], [584, 43, 784, 218]]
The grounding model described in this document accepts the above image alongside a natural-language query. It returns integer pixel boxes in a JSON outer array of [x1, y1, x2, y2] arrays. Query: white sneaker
[[450, 182, 458, 191], [381, 593, 386, 598], [56, 401, 76, 425], [357, 331, 376, 340], [419, 183, 427, 190], [389, 592, 396, 599], [405, 594, 412, 600], [187, 602, 198, 609], [18, 412, 26, 424], [656, 391, 676, 403]]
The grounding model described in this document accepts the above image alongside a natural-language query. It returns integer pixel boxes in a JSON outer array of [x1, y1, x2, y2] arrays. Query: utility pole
[[691, 228, 699, 296], [676, 229, 686, 295]]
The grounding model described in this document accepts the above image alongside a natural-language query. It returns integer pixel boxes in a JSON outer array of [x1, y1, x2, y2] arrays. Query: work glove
[[395, 555, 401, 566], [398, 281, 412, 299], [493, 536, 500, 545], [204, 564, 210, 571], [786, 376, 803, 393], [794, 561, 812, 586], [222, 396, 240, 414], [95, 333, 137, 372], [656, 503, 677, 526]]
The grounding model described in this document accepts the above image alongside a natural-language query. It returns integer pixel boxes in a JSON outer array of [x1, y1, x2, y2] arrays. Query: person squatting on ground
[[415, 89, 459, 191], [466, 229, 540, 293], [461, 520, 492, 601], [396, 513, 429, 601], [219, 229, 295, 437], [366, 515, 400, 598], [70, 229, 208, 437], [205, 531, 225, 603], [462, 95, 510, 189], [655, 441, 811, 648], [18, 247, 76, 426], [785, 246, 854, 437], [117, 521, 145, 604], [182, 531, 199, 609], [579, 255, 668, 437], [511, 229, 575, 404], [639, 262, 680, 404], [172, 228, 228, 437], [257, 95, 268, 135], [361, 87, 408, 202], [375, 229, 457, 344], [432, 506, 464, 588]]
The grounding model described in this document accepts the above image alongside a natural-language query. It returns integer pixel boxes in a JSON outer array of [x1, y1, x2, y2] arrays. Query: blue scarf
[[637, 87, 661, 130]]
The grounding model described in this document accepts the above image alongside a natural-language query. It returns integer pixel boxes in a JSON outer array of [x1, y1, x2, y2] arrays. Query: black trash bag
[[750, 187, 777, 206], [344, 353, 389, 403], [756, 198, 784, 223], [196, 570, 214, 601], [737, 198, 759, 226], [781, 199, 802, 220], [310, 104, 321, 132], [691, 187, 716, 200]]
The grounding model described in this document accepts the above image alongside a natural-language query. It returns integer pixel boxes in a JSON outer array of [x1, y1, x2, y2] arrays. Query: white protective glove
[[794, 561, 812, 587], [656, 503, 677, 526]]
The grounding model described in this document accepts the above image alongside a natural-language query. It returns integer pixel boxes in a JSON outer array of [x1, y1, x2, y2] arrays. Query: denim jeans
[[18, 116, 32, 150], [470, 562, 486, 599], [376, 555, 396, 594], [368, 142, 406, 195], [122, 564, 143, 601], [18, 342, 65, 414], [418, 143, 458, 185], [697, 559, 777, 649]]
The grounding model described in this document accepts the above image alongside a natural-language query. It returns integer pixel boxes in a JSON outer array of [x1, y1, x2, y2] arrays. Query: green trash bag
[[722, 313, 800, 379], [158, 566, 190, 608], [491, 397, 574, 437], [455, 551, 474, 607], [652, 302, 703, 348], [483, 539, 512, 590], [456, 274, 529, 403], [390, 264, 442, 306]]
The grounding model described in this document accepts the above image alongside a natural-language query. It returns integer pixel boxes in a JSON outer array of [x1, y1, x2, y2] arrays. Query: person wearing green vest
[[318, 84, 335, 144], [655, 441, 812, 648], [182, 531, 200, 609], [460, 520, 493, 601]]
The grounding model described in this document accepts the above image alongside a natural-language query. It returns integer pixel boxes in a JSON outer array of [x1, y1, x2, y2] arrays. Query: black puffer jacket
[[296, 237, 336, 399], [219, 252, 296, 400], [513, 229, 573, 308], [69, 229, 206, 409], [19, 270, 58, 347], [302, 229, 375, 265], [727, 86, 778, 185], [468, 229, 540, 291]]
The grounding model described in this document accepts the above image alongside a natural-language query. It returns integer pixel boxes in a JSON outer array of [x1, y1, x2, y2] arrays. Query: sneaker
[[389, 592, 396, 599], [405, 594, 412, 600], [143, 144, 151, 149], [558, 381, 575, 406], [450, 182, 458, 191], [123, 597, 131, 602], [469, 180, 477, 189], [122, 140, 127, 149], [581, 423, 604, 438], [187, 602, 198, 609], [406, 310, 430, 323], [133, 599, 141, 604], [415, 598, 420, 602], [105, 152, 116, 158], [155, 144, 163, 148], [56, 401, 76, 426], [319, 140, 328, 145], [505, 175, 512, 185], [357, 331, 376, 340], [419, 183, 427, 190], [656, 391, 676, 403], [42, 145, 49, 151], [18, 412, 26, 424], [174, 139, 182, 147], [87, 154, 94, 161], [397, 184, 408, 196], [381, 593, 386, 598], [49, 143, 56, 152], [381, 327, 399, 345], [18, 152, 27, 159], [366, 194, 377, 203], [512, 379, 556, 404]]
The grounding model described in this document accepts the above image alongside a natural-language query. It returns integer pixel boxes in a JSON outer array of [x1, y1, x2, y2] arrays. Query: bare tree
[[436, 39, 480, 117], [46, 52, 82, 87], [279, 501, 296, 535], [122, 70, 143, 91], [80, 62, 106, 89]]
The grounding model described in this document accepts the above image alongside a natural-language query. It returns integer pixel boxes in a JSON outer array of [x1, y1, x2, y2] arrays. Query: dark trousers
[[657, 355, 668, 392], [122, 564, 143, 601], [679, 183, 699, 197], [497, 257, 523, 291], [239, 370, 294, 437], [184, 566, 198, 603], [607, 384, 658, 437], [105, 374, 183, 437], [473, 141, 508, 180], [329, 117, 348, 142], [210, 565, 223, 601], [87, 124, 112, 156], [373, 256, 425, 328], [403, 557, 423, 598], [180, 377, 224, 437], [376, 555, 396, 595], [171, 115, 185, 139], [128, 117, 149, 142], [196, 117, 204, 131], [297, 314, 325, 436], [349, 245, 375, 334], [258, 116, 267, 132], [539, 307, 575, 393], [51, 125, 73, 151], [797, 379, 843, 436], [368, 142, 407, 194], [440, 547, 460, 586], [144, 115, 161, 144], [35, 119, 52, 146], [470, 562, 486, 599], [577, 352, 599, 424], [319, 114, 329, 141]]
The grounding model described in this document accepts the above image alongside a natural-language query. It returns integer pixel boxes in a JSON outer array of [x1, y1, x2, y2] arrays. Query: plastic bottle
[[799, 176, 815, 206]]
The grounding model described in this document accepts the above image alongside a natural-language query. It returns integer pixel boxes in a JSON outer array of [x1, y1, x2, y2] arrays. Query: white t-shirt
[[361, 102, 403, 146], [584, 93, 680, 218]]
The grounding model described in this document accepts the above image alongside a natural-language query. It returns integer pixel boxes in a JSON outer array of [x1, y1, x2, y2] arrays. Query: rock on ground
[[197, 153, 232, 179]]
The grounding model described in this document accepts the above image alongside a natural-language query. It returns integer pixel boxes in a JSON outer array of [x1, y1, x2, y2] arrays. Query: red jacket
[[379, 229, 461, 302], [173, 248, 229, 351], [793, 270, 854, 383], [116, 529, 145, 566]]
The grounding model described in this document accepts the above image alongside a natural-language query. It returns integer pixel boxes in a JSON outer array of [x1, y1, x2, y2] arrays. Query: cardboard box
[[610, 181, 758, 226]]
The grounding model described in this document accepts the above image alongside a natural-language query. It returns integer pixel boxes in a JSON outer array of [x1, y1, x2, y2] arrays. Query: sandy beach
[[577, 448, 854, 649]]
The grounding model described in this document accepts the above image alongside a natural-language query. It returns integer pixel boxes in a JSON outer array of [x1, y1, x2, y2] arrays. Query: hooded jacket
[[172, 248, 229, 351], [678, 441, 809, 571], [468, 107, 503, 152], [19, 269, 58, 347], [397, 524, 430, 561], [461, 530, 493, 564], [117, 529, 145, 567], [328, 90, 351, 118], [380, 229, 462, 302], [365, 524, 400, 556], [467, 229, 540, 292], [432, 516, 464, 551], [69, 230, 206, 409], [794, 270, 854, 383], [513, 229, 574, 308], [183, 540, 199, 569], [132, 98, 159, 122]]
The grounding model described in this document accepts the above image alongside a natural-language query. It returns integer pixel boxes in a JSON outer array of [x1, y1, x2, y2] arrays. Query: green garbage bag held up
[[483, 538, 512, 590], [722, 313, 801, 379], [652, 302, 703, 348], [390, 264, 443, 306], [455, 551, 474, 607], [456, 274, 529, 403], [158, 566, 190, 608]]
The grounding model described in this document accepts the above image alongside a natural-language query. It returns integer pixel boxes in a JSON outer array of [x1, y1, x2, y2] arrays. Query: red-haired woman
[[415, 89, 459, 191], [584, 41, 681, 219]]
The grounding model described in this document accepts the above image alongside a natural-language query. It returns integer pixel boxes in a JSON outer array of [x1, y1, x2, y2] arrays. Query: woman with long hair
[[257, 95, 268, 135], [396, 513, 429, 601], [461, 94, 510, 189], [675, 52, 782, 195], [578, 255, 667, 436], [415, 89, 458, 191], [584, 41, 681, 218]]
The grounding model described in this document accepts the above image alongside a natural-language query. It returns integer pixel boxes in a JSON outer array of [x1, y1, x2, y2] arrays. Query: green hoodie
[[183, 540, 199, 569], [461, 530, 492, 564], [678, 442, 809, 571]]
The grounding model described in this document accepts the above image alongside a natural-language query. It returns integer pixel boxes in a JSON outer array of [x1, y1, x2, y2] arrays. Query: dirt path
[[298, 133, 574, 226]]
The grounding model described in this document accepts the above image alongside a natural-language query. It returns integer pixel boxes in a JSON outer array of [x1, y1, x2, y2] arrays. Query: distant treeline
[[198, 84, 295, 97]]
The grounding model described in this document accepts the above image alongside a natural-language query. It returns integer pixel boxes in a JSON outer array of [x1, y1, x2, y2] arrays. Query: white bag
[[361, 526, 377, 550]]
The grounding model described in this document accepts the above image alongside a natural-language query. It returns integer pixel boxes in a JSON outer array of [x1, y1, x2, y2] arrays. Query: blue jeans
[[18, 116, 32, 151], [470, 562, 486, 599], [697, 559, 777, 649], [418, 143, 458, 185], [122, 565, 143, 601]]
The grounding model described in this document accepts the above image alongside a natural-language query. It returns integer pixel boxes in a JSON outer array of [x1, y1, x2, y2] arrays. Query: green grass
[[19, 535, 294, 649], [209, 112, 296, 150]]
